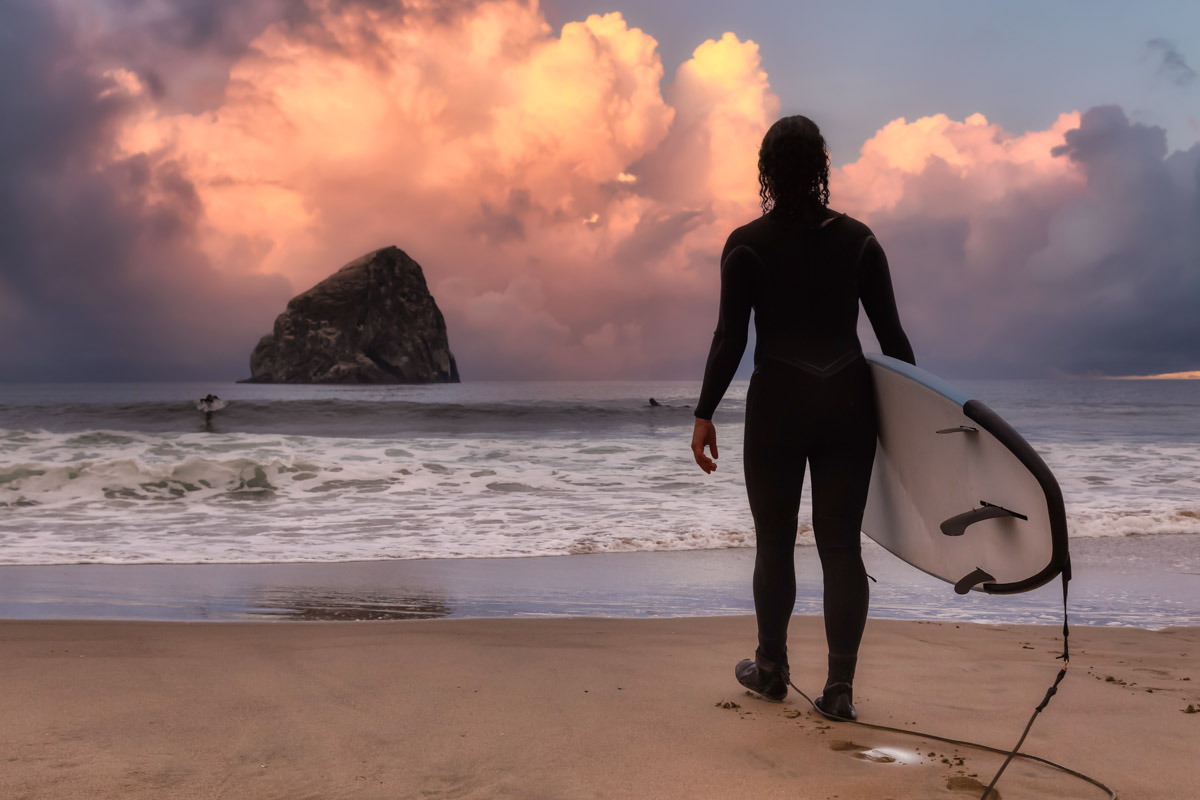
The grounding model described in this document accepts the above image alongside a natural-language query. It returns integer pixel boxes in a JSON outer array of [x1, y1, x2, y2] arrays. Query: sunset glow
[[1107, 371, 1200, 380], [103, 1, 783, 378], [3, 0, 1198, 380]]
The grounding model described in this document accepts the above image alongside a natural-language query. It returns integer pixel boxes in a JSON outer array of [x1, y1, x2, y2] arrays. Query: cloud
[[103, 0, 778, 379], [0, 1, 292, 381], [79, 0, 303, 111], [834, 106, 1200, 377], [4, 1, 1198, 382], [1145, 38, 1197, 87]]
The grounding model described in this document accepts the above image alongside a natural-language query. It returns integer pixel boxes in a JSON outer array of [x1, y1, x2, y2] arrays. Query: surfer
[[198, 393, 222, 429], [690, 115, 915, 720]]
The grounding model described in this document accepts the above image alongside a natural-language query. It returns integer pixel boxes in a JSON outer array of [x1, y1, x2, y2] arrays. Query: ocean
[[1, 375, 1197, 626], [2, 376, 1199, 564]]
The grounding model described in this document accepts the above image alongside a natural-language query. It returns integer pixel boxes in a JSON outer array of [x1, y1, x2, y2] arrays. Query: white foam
[[0, 428, 762, 563], [0, 427, 1196, 564], [1067, 509, 1200, 538]]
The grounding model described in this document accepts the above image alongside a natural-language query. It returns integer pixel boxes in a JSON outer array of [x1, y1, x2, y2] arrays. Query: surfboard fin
[[940, 502, 1028, 537], [954, 567, 995, 594]]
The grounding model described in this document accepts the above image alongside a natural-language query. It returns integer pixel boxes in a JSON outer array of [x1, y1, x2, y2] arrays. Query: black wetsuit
[[694, 209, 915, 666]]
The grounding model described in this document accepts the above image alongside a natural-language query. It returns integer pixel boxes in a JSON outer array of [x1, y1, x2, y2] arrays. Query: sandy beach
[[2, 615, 1196, 799]]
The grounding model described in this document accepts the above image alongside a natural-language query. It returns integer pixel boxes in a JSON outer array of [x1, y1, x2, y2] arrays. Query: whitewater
[[1, 377, 1198, 565]]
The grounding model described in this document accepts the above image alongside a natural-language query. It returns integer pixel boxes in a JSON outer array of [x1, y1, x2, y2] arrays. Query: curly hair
[[757, 115, 830, 225]]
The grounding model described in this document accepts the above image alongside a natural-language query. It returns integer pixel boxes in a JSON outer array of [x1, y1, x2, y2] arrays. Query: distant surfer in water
[[197, 393, 225, 429], [691, 115, 915, 721]]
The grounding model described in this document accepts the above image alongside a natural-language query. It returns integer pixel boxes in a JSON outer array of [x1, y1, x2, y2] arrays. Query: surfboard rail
[[958, 397, 1070, 594], [863, 354, 1070, 595]]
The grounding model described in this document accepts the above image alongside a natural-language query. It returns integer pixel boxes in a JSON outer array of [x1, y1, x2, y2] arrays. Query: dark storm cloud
[[91, 0, 437, 110], [88, 0, 500, 111], [88, 0, 301, 109], [98, 0, 443, 54], [106, 0, 291, 55], [0, 1, 291, 381], [1145, 38, 1197, 87], [1042, 107, 1200, 375], [868, 106, 1200, 378]]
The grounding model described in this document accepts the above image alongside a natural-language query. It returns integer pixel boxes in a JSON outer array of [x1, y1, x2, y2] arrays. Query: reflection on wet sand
[[0, 537, 1191, 626], [249, 587, 452, 620]]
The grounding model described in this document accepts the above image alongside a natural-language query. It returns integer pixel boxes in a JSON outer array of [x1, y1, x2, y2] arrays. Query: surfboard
[[861, 354, 1070, 595]]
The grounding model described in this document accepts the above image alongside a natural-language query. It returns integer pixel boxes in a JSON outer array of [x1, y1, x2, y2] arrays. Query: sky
[[1, 0, 1198, 381]]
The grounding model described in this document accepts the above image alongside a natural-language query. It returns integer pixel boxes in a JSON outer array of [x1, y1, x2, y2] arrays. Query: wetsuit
[[694, 209, 915, 666]]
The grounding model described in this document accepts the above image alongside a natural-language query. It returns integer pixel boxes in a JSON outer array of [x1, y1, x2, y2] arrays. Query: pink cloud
[[834, 107, 1199, 376], [107, 1, 778, 378], [834, 111, 1084, 216], [48, 1, 1196, 380]]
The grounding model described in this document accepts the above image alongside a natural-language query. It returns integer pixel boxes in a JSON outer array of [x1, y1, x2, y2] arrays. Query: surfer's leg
[[807, 359, 876, 719], [743, 362, 809, 665], [808, 358, 877, 659], [811, 528, 869, 657]]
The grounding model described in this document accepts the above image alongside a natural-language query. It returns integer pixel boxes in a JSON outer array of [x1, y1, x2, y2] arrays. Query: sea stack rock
[[241, 246, 460, 384]]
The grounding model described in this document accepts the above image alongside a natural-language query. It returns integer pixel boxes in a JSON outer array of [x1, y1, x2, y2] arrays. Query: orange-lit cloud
[[831, 105, 1200, 376], [17, 1, 1194, 381], [828, 111, 1092, 358], [833, 111, 1084, 216], [110, 0, 779, 378]]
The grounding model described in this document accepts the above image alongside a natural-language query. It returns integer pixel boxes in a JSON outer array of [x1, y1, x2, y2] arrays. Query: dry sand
[[1, 615, 1196, 799]]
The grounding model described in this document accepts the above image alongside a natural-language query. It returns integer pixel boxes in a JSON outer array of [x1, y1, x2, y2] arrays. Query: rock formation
[[241, 246, 460, 384]]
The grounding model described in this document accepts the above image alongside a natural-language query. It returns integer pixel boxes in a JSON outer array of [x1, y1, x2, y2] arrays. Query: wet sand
[[2, 533, 1196, 627], [1, 615, 1196, 799]]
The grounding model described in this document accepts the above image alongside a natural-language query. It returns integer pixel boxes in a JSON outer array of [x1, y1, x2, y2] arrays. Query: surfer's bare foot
[[734, 651, 789, 702]]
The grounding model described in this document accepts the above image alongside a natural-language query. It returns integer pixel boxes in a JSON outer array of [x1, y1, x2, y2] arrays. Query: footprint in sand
[[947, 776, 1000, 799], [1134, 667, 1172, 678]]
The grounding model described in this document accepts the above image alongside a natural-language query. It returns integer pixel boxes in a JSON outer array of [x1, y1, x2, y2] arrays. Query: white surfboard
[[862, 354, 1070, 594]]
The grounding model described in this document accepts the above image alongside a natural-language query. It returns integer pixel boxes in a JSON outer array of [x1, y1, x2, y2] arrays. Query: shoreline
[[2, 534, 1196, 628], [2, 615, 1196, 799]]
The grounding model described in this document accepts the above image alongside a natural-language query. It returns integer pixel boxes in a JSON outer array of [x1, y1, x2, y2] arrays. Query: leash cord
[[785, 676, 1115, 799], [780, 569, 1115, 799]]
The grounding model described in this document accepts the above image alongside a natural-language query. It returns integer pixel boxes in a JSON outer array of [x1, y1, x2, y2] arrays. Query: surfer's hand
[[691, 418, 718, 473]]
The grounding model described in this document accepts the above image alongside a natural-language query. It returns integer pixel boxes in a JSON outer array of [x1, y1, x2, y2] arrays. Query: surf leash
[[784, 562, 1116, 799]]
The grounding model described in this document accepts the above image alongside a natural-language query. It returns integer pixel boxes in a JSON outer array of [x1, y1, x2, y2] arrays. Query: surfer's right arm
[[694, 241, 755, 422], [859, 235, 916, 365], [691, 240, 754, 474]]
